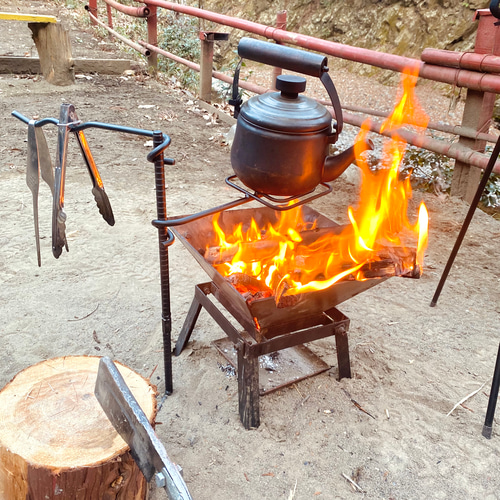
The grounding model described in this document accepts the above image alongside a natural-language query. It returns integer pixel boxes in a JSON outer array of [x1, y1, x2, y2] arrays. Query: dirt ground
[[1, 2, 500, 499]]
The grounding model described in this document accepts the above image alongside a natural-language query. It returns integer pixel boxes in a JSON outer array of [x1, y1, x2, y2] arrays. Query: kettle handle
[[237, 37, 343, 136]]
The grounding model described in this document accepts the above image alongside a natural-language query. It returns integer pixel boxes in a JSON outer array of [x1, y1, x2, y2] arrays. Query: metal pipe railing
[[85, 8, 151, 56], [102, 0, 150, 18], [422, 48, 500, 74], [137, 0, 500, 94], [328, 103, 499, 144], [138, 40, 500, 174]]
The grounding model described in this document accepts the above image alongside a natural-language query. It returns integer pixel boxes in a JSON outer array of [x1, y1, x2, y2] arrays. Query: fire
[[211, 69, 429, 303]]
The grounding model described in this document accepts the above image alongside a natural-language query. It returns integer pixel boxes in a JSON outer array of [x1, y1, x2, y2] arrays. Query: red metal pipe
[[137, 0, 500, 93], [343, 111, 500, 175], [422, 48, 500, 74], [88, 0, 97, 25], [106, 3, 113, 28], [86, 9, 151, 56], [271, 10, 287, 89], [138, 0, 420, 72], [335, 102, 499, 144], [140, 39, 269, 94], [103, 0, 150, 17], [139, 40, 500, 174]]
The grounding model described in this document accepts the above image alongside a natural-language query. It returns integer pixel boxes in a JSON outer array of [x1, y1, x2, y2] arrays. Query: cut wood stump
[[29, 22, 74, 85], [0, 356, 157, 499]]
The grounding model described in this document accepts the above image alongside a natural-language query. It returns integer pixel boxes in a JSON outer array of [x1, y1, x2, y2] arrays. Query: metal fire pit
[[171, 205, 394, 429], [172, 205, 388, 340]]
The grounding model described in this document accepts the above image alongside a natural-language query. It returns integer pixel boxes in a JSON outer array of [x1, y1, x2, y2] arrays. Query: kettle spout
[[322, 138, 373, 183]]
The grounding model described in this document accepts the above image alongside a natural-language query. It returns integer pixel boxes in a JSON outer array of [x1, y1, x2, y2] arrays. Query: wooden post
[[0, 356, 156, 499], [29, 22, 74, 86], [237, 341, 260, 429], [450, 10, 500, 202], [146, 4, 158, 72]]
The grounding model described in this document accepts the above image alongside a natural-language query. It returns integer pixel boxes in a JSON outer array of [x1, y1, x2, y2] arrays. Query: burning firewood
[[223, 244, 420, 308], [204, 226, 343, 265]]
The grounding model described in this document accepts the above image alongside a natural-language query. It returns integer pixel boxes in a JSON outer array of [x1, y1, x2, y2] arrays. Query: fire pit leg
[[174, 291, 203, 356], [237, 341, 260, 429], [335, 326, 352, 380]]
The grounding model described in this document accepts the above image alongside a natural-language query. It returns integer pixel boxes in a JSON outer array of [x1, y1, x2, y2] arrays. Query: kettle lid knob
[[275, 74, 306, 98]]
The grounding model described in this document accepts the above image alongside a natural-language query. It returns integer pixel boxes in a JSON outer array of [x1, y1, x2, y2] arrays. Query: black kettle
[[230, 38, 372, 197]]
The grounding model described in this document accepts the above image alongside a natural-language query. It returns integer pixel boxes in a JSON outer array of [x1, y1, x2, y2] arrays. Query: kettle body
[[231, 75, 336, 197]]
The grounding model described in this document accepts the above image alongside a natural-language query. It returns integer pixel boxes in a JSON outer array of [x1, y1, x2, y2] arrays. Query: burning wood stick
[[204, 226, 343, 265]]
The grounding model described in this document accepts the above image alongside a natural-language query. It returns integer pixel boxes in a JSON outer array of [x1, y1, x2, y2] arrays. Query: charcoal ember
[[226, 273, 273, 302]]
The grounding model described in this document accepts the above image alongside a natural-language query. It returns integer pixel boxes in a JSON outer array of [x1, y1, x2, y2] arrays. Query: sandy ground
[[1, 2, 500, 499]]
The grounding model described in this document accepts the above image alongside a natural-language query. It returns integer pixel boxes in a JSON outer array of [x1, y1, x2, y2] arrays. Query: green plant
[[400, 144, 500, 210], [158, 12, 200, 90]]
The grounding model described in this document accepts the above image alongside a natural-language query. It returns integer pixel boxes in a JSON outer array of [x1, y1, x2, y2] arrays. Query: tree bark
[[0, 356, 156, 499], [29, 22, 74, 85]]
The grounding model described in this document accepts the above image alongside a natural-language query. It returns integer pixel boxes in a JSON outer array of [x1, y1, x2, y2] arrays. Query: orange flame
[[211, 69, 429, 301]]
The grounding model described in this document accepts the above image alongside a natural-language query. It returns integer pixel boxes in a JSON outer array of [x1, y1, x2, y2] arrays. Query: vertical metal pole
[[88, 0, 98, 25], [431, 134, 500, 306], [199, 33, 214, 103], [147, 4, 158, 72], [153, 131, 173, 394], [106, 3, 113, 29], [483, 342, 500, 439], [271, 10, 287, 89], [450, 10, 500, 203]]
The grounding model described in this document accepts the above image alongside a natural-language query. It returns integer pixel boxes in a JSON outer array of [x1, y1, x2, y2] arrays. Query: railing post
[[271, 10, 287, 90], [199, 31, 229, 103], [146, 4, 158, 72], [88, 0, 98, 25], [106, 3, 113, 29], [199, 31, 214, 102], [450, 9, 500, 202]]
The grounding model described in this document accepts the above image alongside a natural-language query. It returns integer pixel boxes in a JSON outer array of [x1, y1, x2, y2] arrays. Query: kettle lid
[[239, 75, 333, 133]]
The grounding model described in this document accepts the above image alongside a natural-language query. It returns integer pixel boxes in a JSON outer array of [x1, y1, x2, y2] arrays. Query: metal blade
[[34, 126, 55, 195], [94, 357, 193, 500], [72, 121, 115, 226], [52, 103, 75, 258], [27, 121, 41, 267]]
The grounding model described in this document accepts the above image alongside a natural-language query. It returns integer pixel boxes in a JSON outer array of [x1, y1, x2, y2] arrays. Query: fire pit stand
[[174, 281, 351, 429]]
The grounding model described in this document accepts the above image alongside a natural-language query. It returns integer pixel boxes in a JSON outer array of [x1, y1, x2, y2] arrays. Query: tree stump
[[0, 356, 157, 499], [29, 22, 74, 85]]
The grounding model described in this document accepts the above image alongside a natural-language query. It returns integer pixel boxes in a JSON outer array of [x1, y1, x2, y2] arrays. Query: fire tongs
[[13, 103, 115, 264], [94, 356, 193, 500]]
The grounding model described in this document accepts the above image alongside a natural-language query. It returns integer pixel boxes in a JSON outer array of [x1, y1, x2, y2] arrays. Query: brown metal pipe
[[86, 9, 151, 56], [422, 48, 500, 74], [147, 4, 158, 70], [102, 0, 150, 17]]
